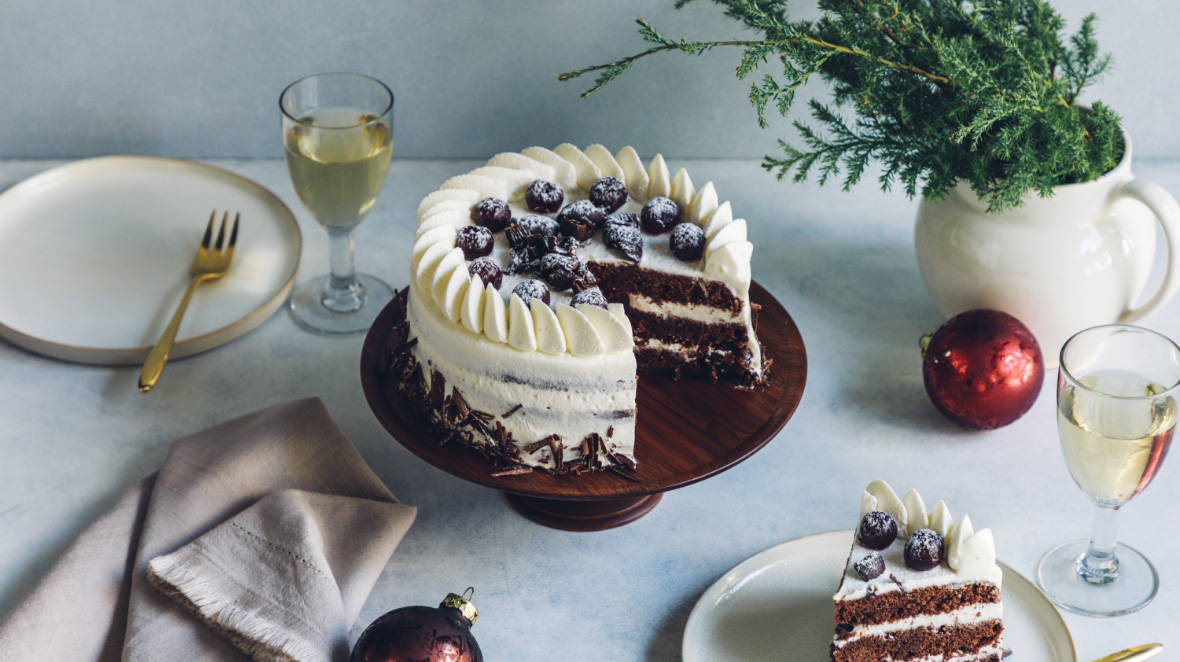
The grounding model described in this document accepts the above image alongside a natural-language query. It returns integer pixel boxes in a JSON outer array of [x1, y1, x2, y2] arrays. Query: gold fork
[[138, 211, 240, 393]]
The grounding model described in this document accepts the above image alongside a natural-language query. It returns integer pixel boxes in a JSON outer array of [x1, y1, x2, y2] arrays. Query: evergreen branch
[[562, 0, 1121, 211], [556, 18, 951, 99]]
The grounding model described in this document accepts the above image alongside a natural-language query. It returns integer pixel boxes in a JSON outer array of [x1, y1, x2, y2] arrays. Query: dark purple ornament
[[350, 591, 482, 662]]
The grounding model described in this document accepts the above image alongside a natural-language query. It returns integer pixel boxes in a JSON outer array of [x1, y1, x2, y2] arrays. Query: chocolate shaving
[[502, 404, 523, 418], [606, 425, 614, 438], [468, 408, 495, 422], [607, 466, 641, 482], [1002, 647, 1012, 659], [427, 371, 447, 409], [888, 573, 908, 593], [448, 390, 471, 425], [550, 436, 564, 472], [491, 466, 534, 477], [608, 452, 636, 471], [523, 435, 557, 455]]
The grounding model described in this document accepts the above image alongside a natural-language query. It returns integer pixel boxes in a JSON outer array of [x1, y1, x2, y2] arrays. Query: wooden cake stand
[[360, 281, 807, 531]]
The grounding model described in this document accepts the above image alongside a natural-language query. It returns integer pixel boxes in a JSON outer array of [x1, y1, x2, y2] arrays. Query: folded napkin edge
[[147, 555, 314, 662]]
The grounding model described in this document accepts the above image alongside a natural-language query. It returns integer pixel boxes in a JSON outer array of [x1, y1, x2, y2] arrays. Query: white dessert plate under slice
[[0, 156, 302, 364], [683, 529, 1076, 662]]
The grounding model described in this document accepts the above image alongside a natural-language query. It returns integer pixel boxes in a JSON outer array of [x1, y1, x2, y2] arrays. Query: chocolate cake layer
[[831, 620, 1002, 662], [635, 347, 758, 384], [588, 260, 744, 313], [627, 308, 749, 348], [835, 582, 1001, 627]]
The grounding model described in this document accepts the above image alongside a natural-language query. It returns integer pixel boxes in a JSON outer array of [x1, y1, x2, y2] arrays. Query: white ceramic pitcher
[[914, 132, 1180, 365]]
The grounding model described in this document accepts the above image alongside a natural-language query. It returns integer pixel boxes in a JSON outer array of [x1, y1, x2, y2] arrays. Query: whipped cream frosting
[[411, 144, 760, 371]]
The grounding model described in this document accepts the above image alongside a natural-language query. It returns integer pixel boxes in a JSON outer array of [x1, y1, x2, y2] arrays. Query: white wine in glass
[[1038, 325, 1180, 617], [281, 73, 395, 334]]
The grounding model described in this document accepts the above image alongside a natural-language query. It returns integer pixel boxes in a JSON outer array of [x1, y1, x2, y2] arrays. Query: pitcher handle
[[1116, 178, 1180, 323]]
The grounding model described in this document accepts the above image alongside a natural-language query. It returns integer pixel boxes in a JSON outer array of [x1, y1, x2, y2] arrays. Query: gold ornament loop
[[442, 588, 479, 626]]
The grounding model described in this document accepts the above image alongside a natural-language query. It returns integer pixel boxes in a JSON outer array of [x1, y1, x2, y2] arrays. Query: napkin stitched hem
[[148, 554, 313, 662]]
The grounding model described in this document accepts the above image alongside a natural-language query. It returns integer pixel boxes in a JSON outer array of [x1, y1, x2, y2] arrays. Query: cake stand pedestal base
[[505, 493, 664, 532]]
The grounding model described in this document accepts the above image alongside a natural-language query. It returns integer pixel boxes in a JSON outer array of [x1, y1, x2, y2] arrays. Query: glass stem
[[321, 226, 365, 313], [1077, 503, 1121, 584]]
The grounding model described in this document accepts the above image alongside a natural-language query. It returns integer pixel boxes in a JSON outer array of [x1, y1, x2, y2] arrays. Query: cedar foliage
[[558, 0, 1122, 211]]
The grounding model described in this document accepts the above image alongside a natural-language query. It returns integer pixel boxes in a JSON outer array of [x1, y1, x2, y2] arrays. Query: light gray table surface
[[0, 157, 1177, 661]]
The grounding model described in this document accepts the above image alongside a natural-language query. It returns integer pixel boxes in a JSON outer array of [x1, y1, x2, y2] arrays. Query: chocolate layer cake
[[832, 480, 1004, 662], [403, 144, 766, 474]]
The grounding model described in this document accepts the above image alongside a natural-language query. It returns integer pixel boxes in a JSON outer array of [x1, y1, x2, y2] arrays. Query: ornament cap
[[441, 588, 478, 626]]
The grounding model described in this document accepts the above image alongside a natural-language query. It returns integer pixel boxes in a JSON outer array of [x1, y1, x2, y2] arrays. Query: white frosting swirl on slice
[[929, 500, 953, 539], [688, 182, 718, 225], [646, 154, 672, 199], [903, 489, 928, 538], [866, 479, 908, 537], [670, 168, 695, 211]]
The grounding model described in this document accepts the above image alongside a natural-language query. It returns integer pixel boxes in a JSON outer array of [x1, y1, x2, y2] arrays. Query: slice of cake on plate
[[832, 480, 1003, 662], [389, 144, 768, 474]]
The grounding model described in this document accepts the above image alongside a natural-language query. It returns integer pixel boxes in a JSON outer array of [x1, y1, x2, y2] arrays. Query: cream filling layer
[[906, 645, 1004, 662], [832, 603, 1003, 648], [627, 295, 743, 324]]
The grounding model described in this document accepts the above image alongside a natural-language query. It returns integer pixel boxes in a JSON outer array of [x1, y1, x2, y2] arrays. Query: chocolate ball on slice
[[640, 196, 680, 234]]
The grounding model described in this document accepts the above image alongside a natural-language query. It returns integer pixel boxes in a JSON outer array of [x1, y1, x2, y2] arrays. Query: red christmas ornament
[[351, 589, 482, 662], [921, 309, 1044, 430]]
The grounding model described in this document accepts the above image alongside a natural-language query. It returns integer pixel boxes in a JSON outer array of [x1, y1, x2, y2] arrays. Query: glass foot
[[1036, 539, 1159, 617], [288, 273, 394, 335]]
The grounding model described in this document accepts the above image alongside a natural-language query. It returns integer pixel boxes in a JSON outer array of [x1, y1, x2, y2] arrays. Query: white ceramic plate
[[0, 156, 301, 364], [683, 530, 1076, 662]]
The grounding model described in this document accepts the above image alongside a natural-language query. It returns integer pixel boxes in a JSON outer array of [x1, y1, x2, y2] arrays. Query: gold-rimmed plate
[[0, 156, 301, 364], [682, 529, 1076, 662]]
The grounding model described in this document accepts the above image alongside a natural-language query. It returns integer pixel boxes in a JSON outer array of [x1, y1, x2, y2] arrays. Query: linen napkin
[[0, 397, 416, 662]]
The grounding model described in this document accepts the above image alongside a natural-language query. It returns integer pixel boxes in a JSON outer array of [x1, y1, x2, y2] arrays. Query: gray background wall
[[0, 0, 1175, 161]]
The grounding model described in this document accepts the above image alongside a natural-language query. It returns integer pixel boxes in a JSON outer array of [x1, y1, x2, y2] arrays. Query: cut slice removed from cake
[[832, 480, 1004, 662]]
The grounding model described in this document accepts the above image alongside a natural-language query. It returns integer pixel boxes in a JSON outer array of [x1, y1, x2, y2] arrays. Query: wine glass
[[1037, 324, 1180, 616], [280, 72, 395, 334]]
